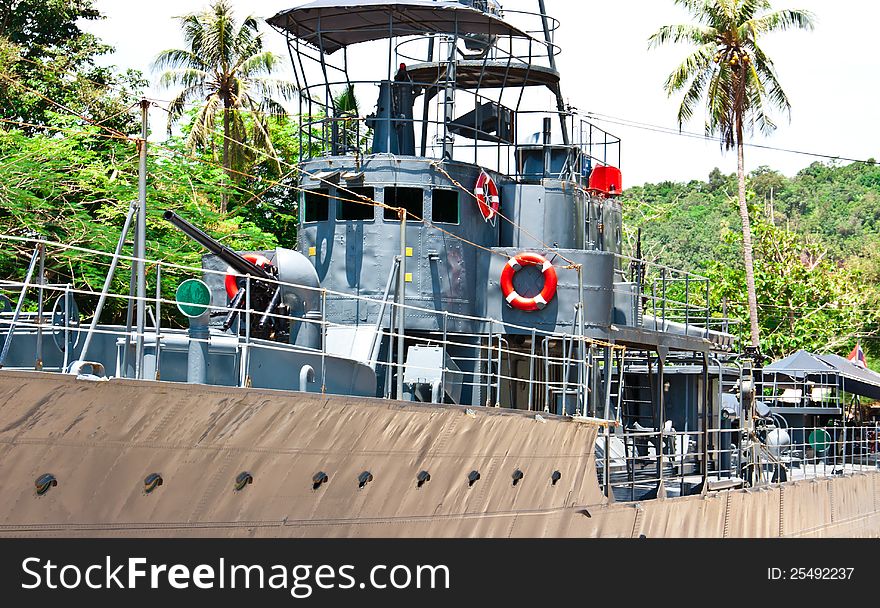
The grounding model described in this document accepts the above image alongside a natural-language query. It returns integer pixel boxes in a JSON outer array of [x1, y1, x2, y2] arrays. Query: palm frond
[[743, 8, 815, 37], [746, 88, 777, 137], [179, 13, 206, 56], [706, 64, 734, 148], [166, 85, 203, 131], [158, 68, 209, 91], [235, 52, 281, 78], [260, 98, 290, 121], [332, 84, 359, 117], [227, 107, 250, 169], [214, 1, 235, 69], [673, 0, 723, 26], [747, 41, 791, 114], [233, 15, 262, 59], [649, 24, 715, 48], [246, 76, 298, 102], [675, 63, 714, 127], [738, 0, 773, 22], [247, 100, 283, 174], [663, 43, 716, 94], [186, 93, 222, 150], [151, 49, 208, 73]]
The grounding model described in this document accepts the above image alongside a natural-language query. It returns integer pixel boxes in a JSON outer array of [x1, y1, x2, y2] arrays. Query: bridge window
[[303, 189, 329, 223], [432, 189, 459, 225], [337, 187, 375, 221], [383, 187, 423, 221]]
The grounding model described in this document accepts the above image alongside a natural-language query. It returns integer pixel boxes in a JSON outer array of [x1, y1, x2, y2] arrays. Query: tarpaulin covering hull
[[0, 371, 878, 538]]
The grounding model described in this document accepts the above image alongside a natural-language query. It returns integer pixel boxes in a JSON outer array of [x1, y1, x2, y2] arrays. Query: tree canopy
[[0, 1, 300, 326], [623, 162, 880, 366], [0, 0, 145, 134]]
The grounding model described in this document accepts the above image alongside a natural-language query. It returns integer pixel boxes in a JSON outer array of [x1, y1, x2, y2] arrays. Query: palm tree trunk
[[736, 124, 760, 348], [221, 105, 230, 213]]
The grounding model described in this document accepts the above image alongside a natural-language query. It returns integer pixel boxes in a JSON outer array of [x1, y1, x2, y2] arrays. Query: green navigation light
[[808, 428, 831, 454], [176, 278, 212, 318]]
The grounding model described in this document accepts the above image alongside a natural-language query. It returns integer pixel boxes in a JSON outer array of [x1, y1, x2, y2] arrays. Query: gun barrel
[[163, 210, 275, 280]]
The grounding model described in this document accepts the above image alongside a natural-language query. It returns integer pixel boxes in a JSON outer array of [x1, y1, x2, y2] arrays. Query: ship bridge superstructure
[[260, 0, 736, 413], [267, 0, 628, 335]]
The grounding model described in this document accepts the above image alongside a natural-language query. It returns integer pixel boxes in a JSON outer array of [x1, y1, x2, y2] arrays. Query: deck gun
[[163, 210, 287, 337]]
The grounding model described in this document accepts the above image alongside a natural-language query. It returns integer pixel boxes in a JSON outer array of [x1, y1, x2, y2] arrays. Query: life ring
[[224, 253, 272, 300], [474, 170, 500, 224], [499, 252, 558, 311]]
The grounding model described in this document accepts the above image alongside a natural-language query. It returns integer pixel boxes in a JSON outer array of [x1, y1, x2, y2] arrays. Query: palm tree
[[152, 0, 296, 212], [649, 0, 813, 350], [332, 84, 362, 153]]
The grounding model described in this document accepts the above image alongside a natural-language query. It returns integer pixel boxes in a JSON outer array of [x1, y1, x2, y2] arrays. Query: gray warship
[[1, 0, 879, 537]]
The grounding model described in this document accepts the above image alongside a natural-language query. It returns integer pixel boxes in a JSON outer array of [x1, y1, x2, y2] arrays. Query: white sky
[[84, 0, 880, 187]]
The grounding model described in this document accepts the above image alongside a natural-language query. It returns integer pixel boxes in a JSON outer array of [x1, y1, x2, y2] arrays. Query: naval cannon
[[163, 210, 289, 339]]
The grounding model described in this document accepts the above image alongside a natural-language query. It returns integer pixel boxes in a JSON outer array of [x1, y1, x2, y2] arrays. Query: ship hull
[[0, 371, 878, 538]]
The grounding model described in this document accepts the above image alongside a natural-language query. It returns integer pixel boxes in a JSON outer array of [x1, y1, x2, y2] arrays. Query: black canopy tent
[[763, 349, 831, 378], [816, 353, 880, 401], [267, 0, 531, 54], [763, 349, 880, 402]]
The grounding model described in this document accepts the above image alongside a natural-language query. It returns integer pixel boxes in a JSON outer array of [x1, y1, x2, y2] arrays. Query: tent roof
[[816, 353, 880, 401], [268, 0, 530, 54], [764, 349, 880, 400], [763, 349, 833, 376]]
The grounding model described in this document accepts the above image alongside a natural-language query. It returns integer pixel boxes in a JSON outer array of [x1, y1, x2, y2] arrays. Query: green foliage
[[0, 0, 99, 50], [653, 161, 880, 266], [0, 0, 145, 134], [0, 1, 315, 332], [703, 219, 878, 359], [624, 163, 880, 364], [0, 125, 280, 325], [622, 177, 740, 273]]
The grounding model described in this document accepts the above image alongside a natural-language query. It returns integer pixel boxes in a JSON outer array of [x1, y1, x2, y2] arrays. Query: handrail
[[599, 422, 880, 501], [290, 76, 621, 173]]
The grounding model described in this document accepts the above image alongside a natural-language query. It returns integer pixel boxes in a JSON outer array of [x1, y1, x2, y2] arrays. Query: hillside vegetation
[[623, 162, 880, 363]]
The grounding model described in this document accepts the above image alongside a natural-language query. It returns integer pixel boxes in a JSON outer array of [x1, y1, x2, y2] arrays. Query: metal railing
[[613, 253, 736, 337], [759, 370, 844, 412], [393, 10, 563, 68], [597, 422, 880, 502], [293, 79, 621, 182], [0, 235, 626, 415]]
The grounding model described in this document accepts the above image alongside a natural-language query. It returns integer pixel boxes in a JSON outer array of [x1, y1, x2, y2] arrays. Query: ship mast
[[134, 98, 149, 379], [537, 0, 569, 145]]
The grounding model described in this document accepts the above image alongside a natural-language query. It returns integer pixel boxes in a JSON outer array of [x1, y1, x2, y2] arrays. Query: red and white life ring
[[499, 252, 558, 311], [474, 170, 500, 224], [224, 253, 272, 300]]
